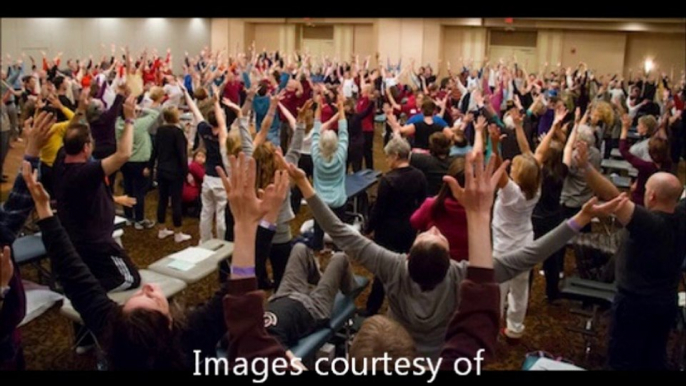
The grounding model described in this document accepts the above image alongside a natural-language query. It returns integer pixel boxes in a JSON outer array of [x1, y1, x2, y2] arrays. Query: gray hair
[[577, 124, 596, 147], [319, 130, 339, 162], [383, 135, 411, 160]]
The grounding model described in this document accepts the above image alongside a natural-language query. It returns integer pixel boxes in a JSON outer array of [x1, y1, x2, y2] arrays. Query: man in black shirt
[[53, 93, 140, 292], [582, 162, 686, 370]]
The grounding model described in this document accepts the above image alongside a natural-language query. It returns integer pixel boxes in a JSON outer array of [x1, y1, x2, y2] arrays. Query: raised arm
[[511, 108, 532, 157], [23, 162, 116, 338], [0, 112, 54, 243], [180, 78, 204, 123], [100, 94, 132, 175], [534, 105, 567, 164], [284, 99, 312, 165], [494, 194, 627, 282], [563, 107, 583, 167], [574, 140, 621, 202], [254, 93, 280, 148], [286, 164, 405, 282]]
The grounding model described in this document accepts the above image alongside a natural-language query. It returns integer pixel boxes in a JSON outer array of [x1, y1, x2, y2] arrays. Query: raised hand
[[554, 105, 568, 125], [123, 95, 137, 120], [442, 150, 509, 215], [474, 115, 487, 132], [488, 123, 506, 145], [216, 153, 264, 225], [46, 93, 63, 110], [22, 161, 51, 219], [580, 194, 629, 219], [574, 139, 589, 168], [297, 99, 314, 123], [285, 161, 308, 184], [77, 87, 91, 112], [222, 98, 241, 113], [24, 111, 56, 157]]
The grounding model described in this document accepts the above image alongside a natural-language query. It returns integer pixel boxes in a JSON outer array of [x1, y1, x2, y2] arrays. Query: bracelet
[[125, 118, 135, 125], [567, 217, 583, 232], [259, 219, 277, 231], [231, 266, 256, 277]]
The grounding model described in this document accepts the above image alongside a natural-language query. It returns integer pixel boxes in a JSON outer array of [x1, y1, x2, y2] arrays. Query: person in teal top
[[242, 71, 281, 146], [115, 107, 161, 228], [311, 94, 348, 250]]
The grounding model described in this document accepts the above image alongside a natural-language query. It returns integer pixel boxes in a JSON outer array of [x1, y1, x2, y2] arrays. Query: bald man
[[580, 163, 686, 370]]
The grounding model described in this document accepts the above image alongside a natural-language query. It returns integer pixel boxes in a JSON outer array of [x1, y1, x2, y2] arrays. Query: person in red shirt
[[182, 150, 206, 217], [223, 72, 243, 127], [410, 159, 469, 262], [319, 86, 339, 132], [357, 78, 376, 169], [278, 77, 305, 151]]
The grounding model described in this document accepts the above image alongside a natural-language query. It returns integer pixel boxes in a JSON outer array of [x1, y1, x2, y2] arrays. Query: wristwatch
[[0, 286, 10, 300]]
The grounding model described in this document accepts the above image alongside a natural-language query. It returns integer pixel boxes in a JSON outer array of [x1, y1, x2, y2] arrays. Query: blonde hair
[[319, 130, 339, 162], [512, 154, 541, 201], [225, 132, 241, 158], [149, 87, 165, 103], [349, 315, 416, 368], [592, 101, 614, 128], [253, 142, 278, 190]]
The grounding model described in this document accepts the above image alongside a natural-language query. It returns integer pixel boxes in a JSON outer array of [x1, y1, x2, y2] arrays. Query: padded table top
[[147, 239, 234, 284], [345, 170, 381, 198], [13, 234, 47, 265], [60, 270, 187, 323]]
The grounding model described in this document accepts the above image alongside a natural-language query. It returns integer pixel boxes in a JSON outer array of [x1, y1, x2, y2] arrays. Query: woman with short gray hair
[[363, 134, 428, 316]]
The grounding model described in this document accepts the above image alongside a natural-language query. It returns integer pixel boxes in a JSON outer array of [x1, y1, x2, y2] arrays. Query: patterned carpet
[[3, 127, 685, 371]]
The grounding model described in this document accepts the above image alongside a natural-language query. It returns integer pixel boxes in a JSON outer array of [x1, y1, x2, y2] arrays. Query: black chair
[[560, 231, 620, 363]]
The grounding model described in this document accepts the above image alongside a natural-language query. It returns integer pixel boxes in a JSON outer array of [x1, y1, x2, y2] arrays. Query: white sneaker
[[158, 229, 174, 239], [174, 232, 192, 243]]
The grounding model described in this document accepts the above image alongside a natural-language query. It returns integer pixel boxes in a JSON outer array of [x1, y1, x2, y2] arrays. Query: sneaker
[[158, 229, 174, 239], [174, 232, 192, 243], [134, 219, 156, 230], [75, 344, 95, 355], [501, 327, 523, 342]]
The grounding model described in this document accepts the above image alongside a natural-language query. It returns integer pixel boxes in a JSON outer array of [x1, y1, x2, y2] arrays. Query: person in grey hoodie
[[288, 125, 627, 359]]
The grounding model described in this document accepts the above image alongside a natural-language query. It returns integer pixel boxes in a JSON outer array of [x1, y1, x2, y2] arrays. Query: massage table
[[289, 275, 370, 360]]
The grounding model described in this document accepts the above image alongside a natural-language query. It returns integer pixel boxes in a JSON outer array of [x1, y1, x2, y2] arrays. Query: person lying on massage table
[[290, 122, 628, 359], [20, 159, 277, 371], [218, 154, 359, 359]]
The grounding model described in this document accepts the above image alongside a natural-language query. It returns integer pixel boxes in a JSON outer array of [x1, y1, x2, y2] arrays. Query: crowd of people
[[0, 43, 685, 371]]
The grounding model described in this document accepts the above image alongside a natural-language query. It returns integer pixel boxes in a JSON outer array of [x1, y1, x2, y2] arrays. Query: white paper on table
[[528, 358, 585, 371], [168, 247, 215, 264], [167, 259, 196, 272]]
